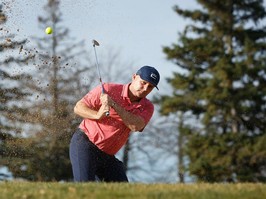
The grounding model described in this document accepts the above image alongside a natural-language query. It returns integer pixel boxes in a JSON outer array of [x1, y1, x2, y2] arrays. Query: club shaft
[[93, 45, 110, 116], [93, 47, 104, 90]]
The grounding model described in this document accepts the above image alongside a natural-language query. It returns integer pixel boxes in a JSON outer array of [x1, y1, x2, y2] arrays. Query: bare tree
[[0, 2, 34, 180], [1, 0, 97, 181]]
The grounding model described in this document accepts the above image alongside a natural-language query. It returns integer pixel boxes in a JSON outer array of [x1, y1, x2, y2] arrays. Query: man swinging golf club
[[69, 40, 160, 182]]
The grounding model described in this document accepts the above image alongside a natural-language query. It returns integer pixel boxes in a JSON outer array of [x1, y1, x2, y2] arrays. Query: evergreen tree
[[157, 0, 266, 182]]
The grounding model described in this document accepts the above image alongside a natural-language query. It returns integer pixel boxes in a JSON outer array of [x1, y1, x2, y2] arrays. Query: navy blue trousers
[[69, 129, 128, 182]]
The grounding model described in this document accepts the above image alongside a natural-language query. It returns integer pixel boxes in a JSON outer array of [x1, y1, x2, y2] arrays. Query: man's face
[[130, 74, 155, 98]]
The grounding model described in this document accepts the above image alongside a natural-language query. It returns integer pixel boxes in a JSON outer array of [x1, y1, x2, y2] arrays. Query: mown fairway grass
[[0, 182, 265, 199]]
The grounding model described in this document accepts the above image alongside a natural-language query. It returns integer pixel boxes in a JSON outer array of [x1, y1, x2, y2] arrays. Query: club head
[[92, 39, 100, 47]]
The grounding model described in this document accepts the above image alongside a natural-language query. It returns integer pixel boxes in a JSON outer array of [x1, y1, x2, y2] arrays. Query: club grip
[[101, 85, 110, 117]]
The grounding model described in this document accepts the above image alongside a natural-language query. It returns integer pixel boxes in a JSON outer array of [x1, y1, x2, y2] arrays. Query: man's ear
[[132, 74, 137, 80]]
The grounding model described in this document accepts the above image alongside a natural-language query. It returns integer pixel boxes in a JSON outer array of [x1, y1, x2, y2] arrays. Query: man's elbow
[[129, 121, 146, 132], [74, 101, 82, 115], [74, 105, 78, 115]]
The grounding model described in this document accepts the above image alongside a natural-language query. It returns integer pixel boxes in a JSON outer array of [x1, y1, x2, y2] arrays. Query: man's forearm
[[74, 100, 98, 119], [74, 99, 111, 120], [111, 101, 145, 132]]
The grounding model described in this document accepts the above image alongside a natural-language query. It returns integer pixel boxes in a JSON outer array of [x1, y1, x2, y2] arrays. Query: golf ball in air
[[45, 27, 53, 34]]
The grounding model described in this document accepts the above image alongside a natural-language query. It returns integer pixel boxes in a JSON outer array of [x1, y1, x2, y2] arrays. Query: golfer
[[69, 66, 160, 182]]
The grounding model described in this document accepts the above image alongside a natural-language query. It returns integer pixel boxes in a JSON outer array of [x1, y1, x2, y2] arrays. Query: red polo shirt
[[79, 83, 154, 155]]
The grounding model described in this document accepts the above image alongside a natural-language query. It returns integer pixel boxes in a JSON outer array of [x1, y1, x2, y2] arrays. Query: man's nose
[[143, 84, 149, 91]]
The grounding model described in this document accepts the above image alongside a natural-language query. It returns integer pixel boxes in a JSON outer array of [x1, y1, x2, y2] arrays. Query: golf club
[[92, 39, 110, 116]]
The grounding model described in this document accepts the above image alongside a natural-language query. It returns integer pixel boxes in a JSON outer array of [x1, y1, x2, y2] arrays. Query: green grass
[[0, 182, 265, 199]]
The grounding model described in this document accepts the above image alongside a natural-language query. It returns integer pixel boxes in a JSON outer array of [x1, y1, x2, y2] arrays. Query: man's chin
[[137, 93, 146, 99]]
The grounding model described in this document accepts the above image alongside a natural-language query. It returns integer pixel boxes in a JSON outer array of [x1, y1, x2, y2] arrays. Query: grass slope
[[0, 182, 265, 199]]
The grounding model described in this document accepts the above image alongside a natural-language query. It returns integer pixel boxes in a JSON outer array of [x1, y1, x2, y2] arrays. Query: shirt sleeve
[[139, 102, 154, 125], [131, 101, 154, 132], [81, 85, 102, 109]]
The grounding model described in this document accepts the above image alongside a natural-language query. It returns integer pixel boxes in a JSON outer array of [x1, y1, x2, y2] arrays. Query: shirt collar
[[121, 83, 131, 99], [121, 83, 146, 105]]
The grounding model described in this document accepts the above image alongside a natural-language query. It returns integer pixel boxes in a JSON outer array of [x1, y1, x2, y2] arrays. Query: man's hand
[[99, 94, 110, 117]]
